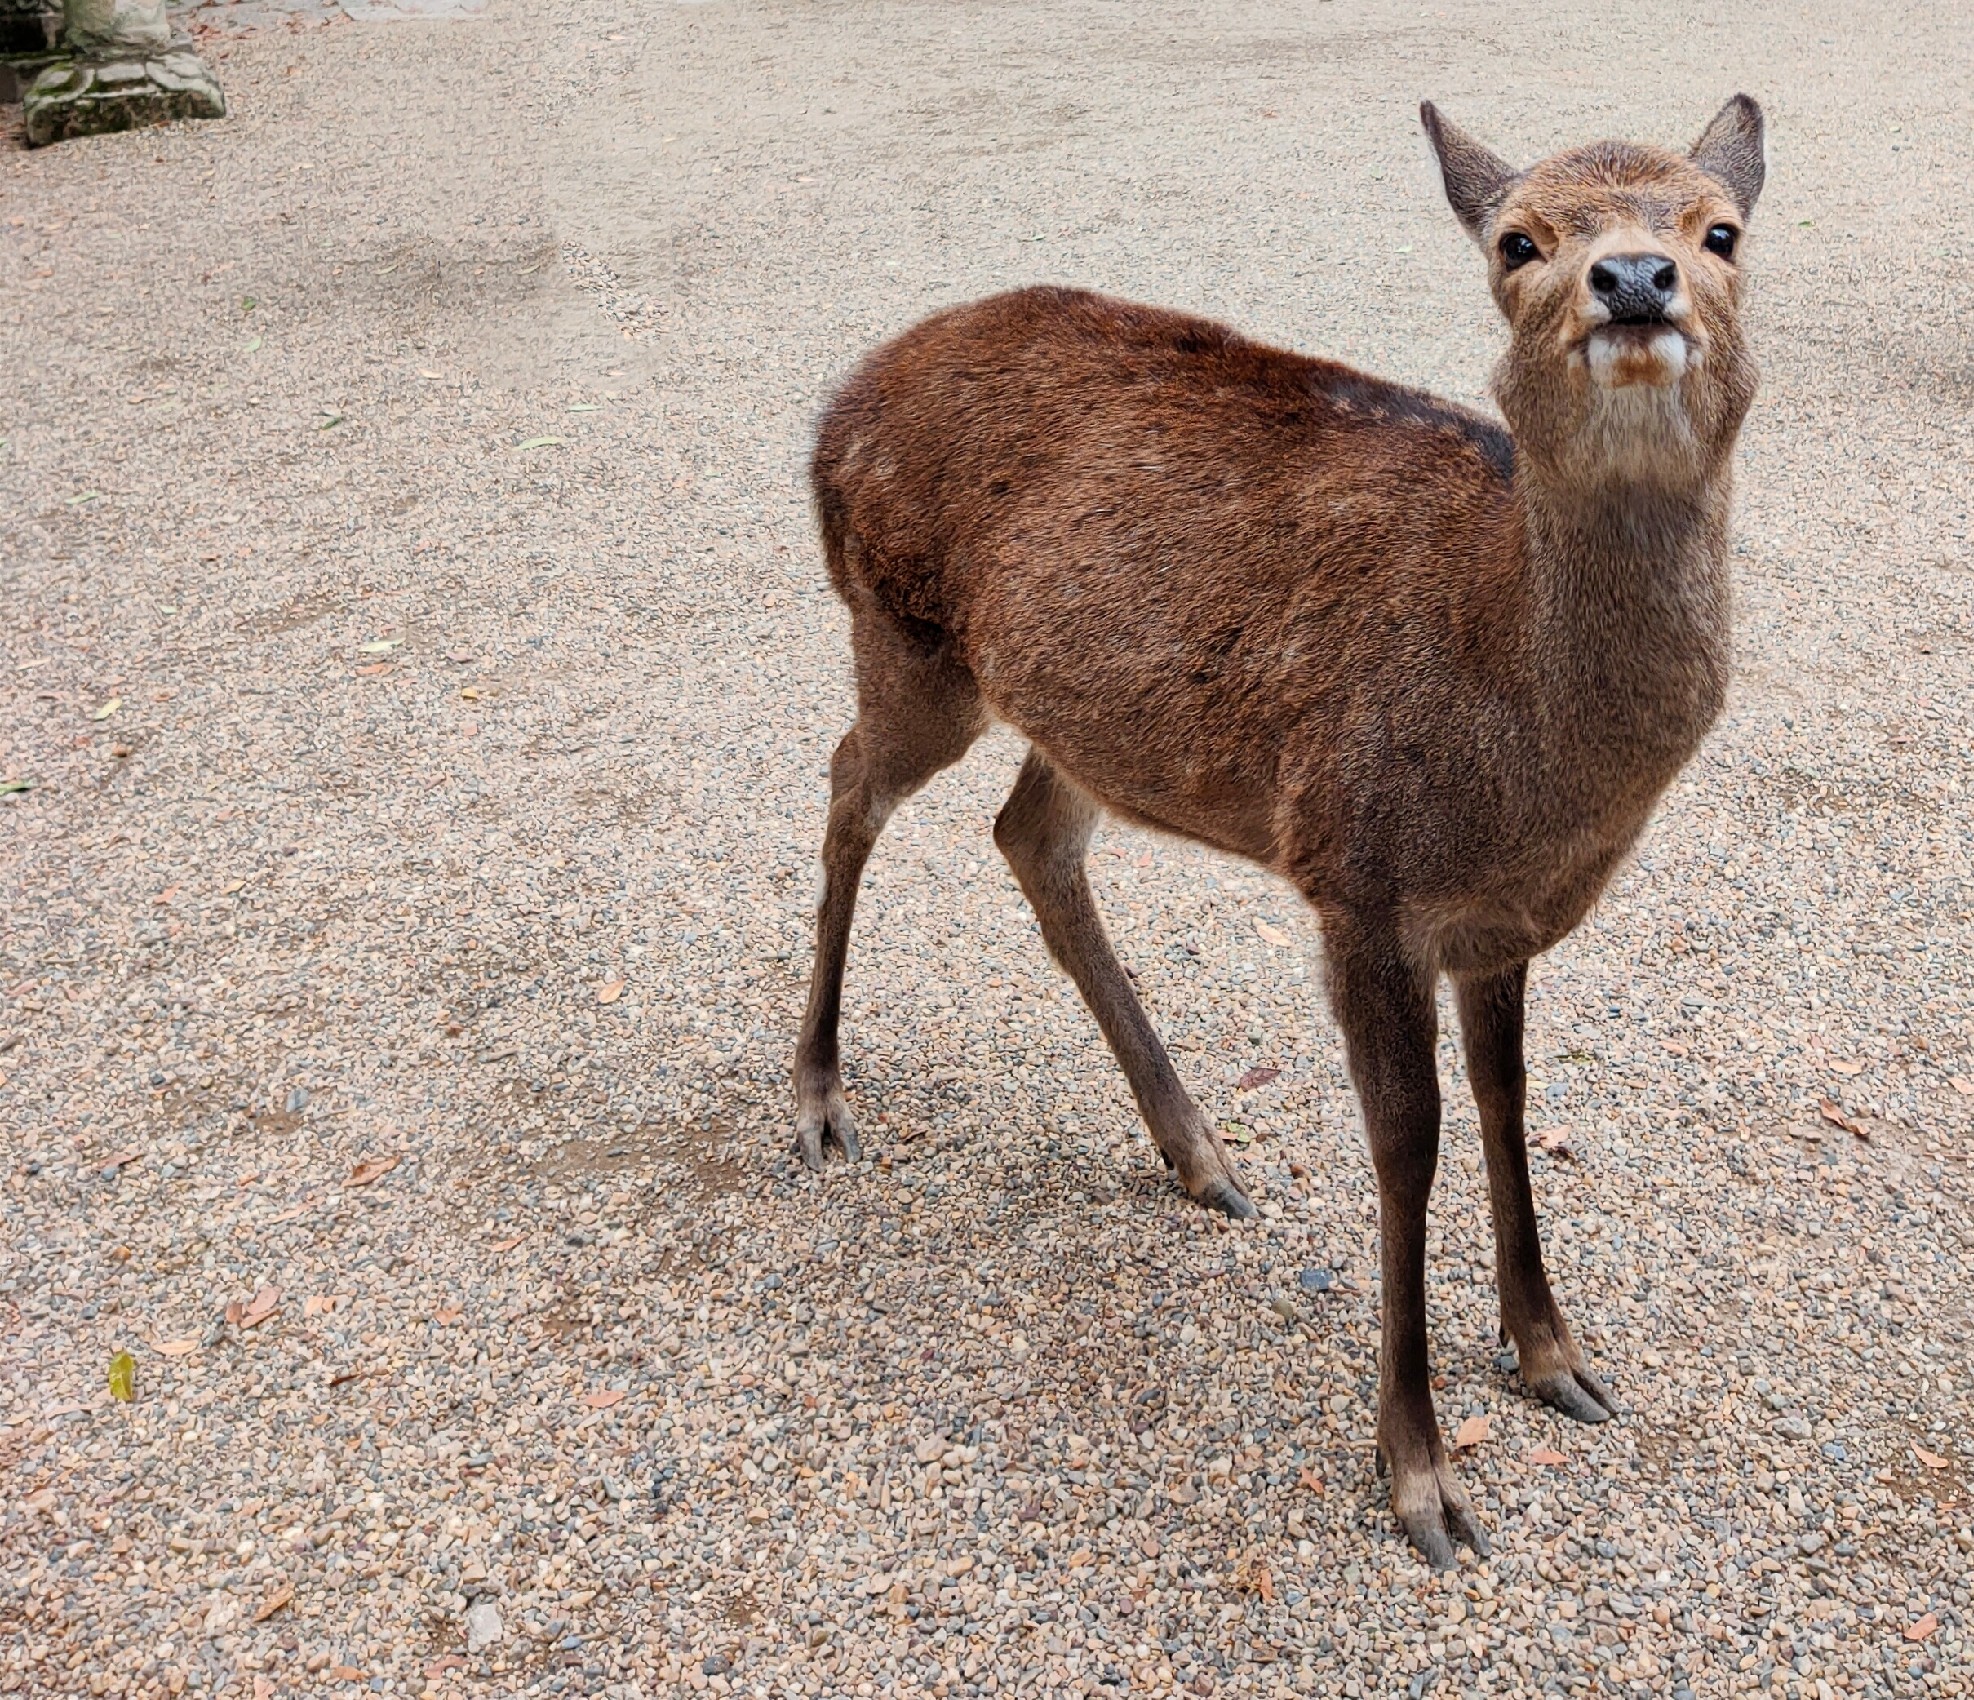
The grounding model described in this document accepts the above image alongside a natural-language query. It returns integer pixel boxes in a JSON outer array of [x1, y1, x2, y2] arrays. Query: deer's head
[[1422, 97, 1764, 494]]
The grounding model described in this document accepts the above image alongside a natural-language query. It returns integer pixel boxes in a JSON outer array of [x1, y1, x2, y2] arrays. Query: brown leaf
[[1828, 1059, 1864, 1076], [1950, 1077, 1974, 1097], [254, 1582, 294, 1622], [596, 978, 625, 1005], [354, 662, 391, 677], [1527, 1446, 1568, 1466], [240, 1286, 280, 1329], [1452, 1414, 1492, 1450], [583, 1388, 626, 1409], [1237, 1065, 1281, 1092], [1906, 1612, 1939, 1642], [1817, 1099, 1866, 1139], [224, 1297, 245, 1327], [1913, 1446, 1951, 1470], [348, 1154, 401, 1186], [433, 1305, 464, 1326], [153, 1339, 199, 1357], [488, 1234, 525, 1254], [1297, 1466, 1325, 1494], [98, 1147, 144, 1174], [303, 1294, 337, 1318], [1066, 1548, 1092, 1569], [1660, 1038, 1689, 1056], [1254, 921, 1293, 948], [1534, 1128, 1574, 1159]]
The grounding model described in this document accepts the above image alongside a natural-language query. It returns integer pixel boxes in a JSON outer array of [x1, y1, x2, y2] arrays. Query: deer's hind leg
[[993, 750, 1254, 1218], [794, 597, 984, 1171]]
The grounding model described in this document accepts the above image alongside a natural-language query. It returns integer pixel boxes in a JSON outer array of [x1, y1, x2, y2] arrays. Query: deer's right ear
[[1420, 102, 1519, 243]]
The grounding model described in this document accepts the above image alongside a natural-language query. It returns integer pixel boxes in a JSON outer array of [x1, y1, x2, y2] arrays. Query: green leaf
[[244, 335, 263, 354], [89, 697, 122, 721], [66, 490, 101, 507], [317, 413, 345, 431], [514, 436, 564, 451], [359, 640, 399, 654], [0, 779, 31, 796], [566, 404, 599, 413], [108, 1350, 136, 1402]]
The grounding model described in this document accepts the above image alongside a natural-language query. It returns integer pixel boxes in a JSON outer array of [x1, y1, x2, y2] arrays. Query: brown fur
[[792, 98, 1765, 1566]]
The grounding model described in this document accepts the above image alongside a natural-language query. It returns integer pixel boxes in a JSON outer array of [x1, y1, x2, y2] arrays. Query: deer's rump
[[810, 285, 1520, 860]]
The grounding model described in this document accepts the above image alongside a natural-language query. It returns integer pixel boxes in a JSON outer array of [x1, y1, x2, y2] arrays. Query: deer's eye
[[1498, 232, 1540, 271], [1703, 223, 1739, 260]]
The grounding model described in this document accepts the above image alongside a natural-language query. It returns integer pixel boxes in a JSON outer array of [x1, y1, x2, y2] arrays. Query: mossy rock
[[23, 46, 223, 147]]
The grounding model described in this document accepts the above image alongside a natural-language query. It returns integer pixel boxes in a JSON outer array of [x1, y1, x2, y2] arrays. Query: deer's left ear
[[1691, 94, 1765, 218]]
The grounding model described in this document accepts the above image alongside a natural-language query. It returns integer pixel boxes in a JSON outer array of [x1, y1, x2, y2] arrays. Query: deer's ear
[[1420, 102, 1519, 243], [1691, 94, 1765, 217]]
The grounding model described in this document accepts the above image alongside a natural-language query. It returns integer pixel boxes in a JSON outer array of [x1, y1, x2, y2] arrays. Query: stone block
[[23, 42, 222, 144]]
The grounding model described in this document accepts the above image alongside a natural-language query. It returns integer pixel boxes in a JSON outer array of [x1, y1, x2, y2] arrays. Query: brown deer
[[792, 98, 1764, 1566]]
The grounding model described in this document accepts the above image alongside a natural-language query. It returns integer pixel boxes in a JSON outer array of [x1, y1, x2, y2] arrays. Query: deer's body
[[793, 100, 1766, 1567], [816, 285, 1729, 973]]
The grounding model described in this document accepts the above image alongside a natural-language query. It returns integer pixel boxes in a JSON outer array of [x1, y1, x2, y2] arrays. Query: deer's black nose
[[1589, 253, 1680, 324]]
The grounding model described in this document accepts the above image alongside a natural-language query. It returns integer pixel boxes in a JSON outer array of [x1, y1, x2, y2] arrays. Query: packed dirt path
[[4, 2, 1972, 1698]]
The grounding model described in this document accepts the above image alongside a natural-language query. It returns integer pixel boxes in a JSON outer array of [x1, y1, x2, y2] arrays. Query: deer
[[791, 97, 1765, 1566]]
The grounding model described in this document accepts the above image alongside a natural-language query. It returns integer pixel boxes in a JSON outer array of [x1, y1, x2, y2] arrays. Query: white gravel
[[2, 2, 1971, 1698]]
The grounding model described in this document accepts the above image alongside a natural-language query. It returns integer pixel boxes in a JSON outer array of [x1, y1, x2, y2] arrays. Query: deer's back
[[813, 286, 1528, 869]]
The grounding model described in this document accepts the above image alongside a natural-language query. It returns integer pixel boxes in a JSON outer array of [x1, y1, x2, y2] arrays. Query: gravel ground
[[4, 2, 1973, 1697]]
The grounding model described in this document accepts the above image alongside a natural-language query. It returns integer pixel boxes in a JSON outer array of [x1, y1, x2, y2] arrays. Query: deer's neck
[[1516, 469, 1733, 795]]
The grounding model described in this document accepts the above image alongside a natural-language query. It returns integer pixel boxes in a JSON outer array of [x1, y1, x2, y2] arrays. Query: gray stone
[[63, 0, 165, 55], [464, 1599, 503, 1653], [23, 40, 223, 146]]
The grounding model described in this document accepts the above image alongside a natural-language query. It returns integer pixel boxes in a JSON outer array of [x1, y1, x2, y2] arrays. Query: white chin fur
[[1586, 325, 1690, 389]]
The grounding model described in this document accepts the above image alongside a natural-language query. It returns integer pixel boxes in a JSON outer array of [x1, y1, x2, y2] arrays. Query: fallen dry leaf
[[304, 1294, 338, 1318], [583, 1388, 627, 1409], [1237, 1065, 1281, 1092], [1950, 1077, 1974, 1097], [1066, 1548, 1093, 1569], [223, 1297, 244, 1326], [353, 662, 391, 677], [254, 1582, 294, 1622], [433, 1305, 464, 1326], [98, 1147, 143, 1174], [596, 978, 625, 1005], [1452, 1414, 1492, 1449], [1254, 920, 1294, 948], [1817, 1098, 1867, 1139], [153, 886, 179, 906], [1828, 1059, 1864, 1076], [1906, 1613, 1939, 1642], [1913, 1446, 1951, 1470], [240, 1286, 280, 1329], [329, 1669, 364, 1683], [153, 1339, 199, 1357], [222, 877, 248, 894], [1534, 1128, 1574, 1158], [488, 1234, 525, 1253], [348, 1154, 401, 1186], [1528, 1446, 1568, 1466], [1297, 1466, 1325, 1494], [1660, 1038, 1689, 1056]]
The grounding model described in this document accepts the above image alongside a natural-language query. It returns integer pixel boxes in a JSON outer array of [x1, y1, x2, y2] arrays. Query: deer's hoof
[[1196, 1176, 1257, 1219], [1526, 1363, 1618, 1424], [1390, 1459, 1490, 1570], [794, 1086, 860, 1171]]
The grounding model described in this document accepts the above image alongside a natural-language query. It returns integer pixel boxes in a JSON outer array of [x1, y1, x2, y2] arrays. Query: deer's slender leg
[[1456, 964, 1616, 1422], [994, 751, 1252, 1217], [793, 604, 982, 1170], [1326, 919, 1486, 1568]]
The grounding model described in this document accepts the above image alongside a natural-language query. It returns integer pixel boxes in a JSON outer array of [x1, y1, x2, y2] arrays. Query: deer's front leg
[[1328, 926, 1488, 1568], [1456, 965, 1616, 1423]]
